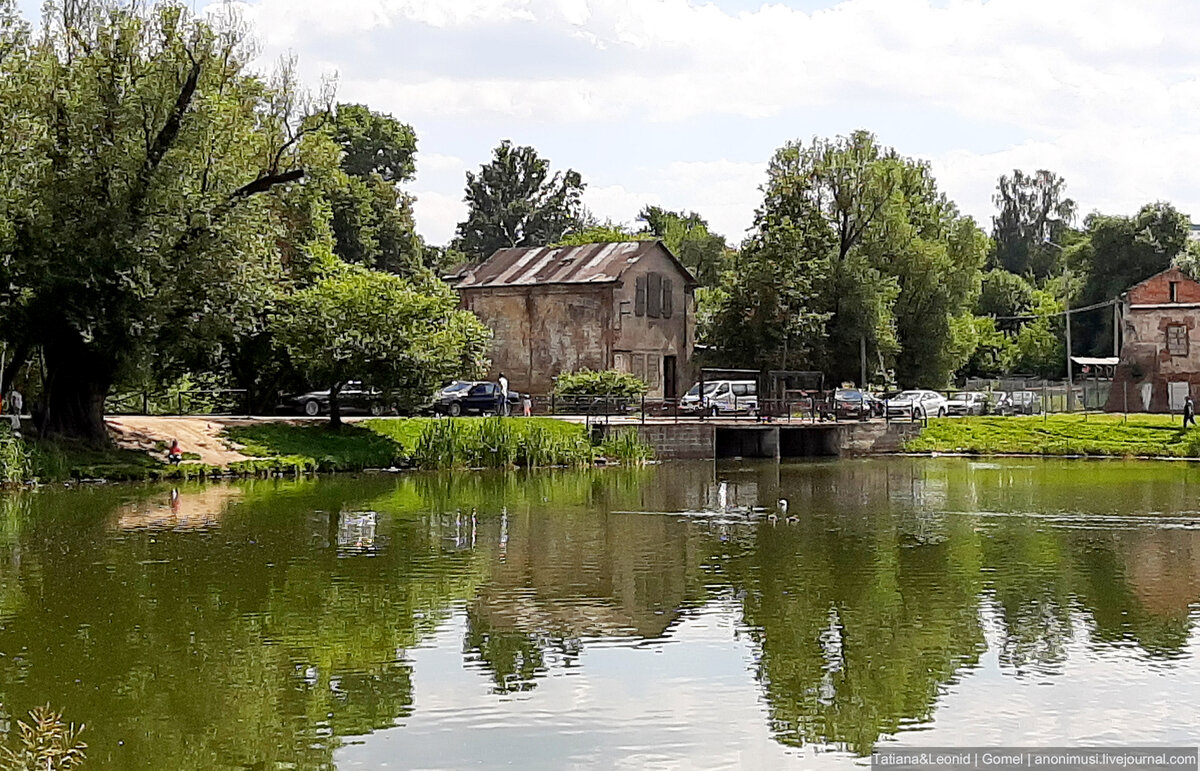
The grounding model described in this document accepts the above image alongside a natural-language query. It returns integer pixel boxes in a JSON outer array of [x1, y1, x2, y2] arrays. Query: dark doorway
[[663, 355, 678, 399]]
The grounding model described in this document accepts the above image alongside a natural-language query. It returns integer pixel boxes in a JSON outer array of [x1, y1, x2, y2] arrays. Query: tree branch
[[132, 55, 201, 214], [230, 168, 305, 200]]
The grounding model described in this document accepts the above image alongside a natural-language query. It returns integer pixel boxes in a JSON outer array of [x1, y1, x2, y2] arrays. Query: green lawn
[[905, 414, 1200, 458]]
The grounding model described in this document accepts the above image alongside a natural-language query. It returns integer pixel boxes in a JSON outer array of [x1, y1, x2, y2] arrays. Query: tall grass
[[411, 418, 596, 469], [0, 427, 31, 486], [598, 428, 654, 465]]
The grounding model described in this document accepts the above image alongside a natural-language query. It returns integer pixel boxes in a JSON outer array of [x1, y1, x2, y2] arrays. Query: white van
[[680, 380, 758, 416]]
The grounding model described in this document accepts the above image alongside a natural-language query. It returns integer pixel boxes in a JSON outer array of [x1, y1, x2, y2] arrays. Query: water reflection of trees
[[1, 460, 1200, 765]]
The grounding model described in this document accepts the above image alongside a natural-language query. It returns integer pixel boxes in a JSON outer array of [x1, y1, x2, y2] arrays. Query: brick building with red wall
[[1106, 267, 1200, 413]]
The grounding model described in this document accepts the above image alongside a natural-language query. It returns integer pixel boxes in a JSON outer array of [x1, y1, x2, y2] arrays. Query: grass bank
[[905, 414, 1200, 458], [0, 417, 652, 485]]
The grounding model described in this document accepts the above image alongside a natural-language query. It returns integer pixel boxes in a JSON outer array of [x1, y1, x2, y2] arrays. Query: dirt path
[[105, 416, 257, 465]]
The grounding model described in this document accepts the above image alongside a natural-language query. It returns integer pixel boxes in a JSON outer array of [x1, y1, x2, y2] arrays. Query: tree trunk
[[42, 334, 114, 447], [328, 382, 343, 430]]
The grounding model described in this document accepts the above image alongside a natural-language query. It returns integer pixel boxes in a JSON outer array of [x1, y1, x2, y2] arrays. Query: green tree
[[453, 141, 585, 259], [0, 1, 323, 443], [323, 104, 423, 275], [1010, 290, 1065, 377], [552, 221, 651, 246], [977, 269, 1035, 331], [722, 132, 986, 387], [272, 266, 491, 426], [1075, 202, 1191, 355], [704, 210, 833, 372], [991, 169, 1077, 278], [638, 206, 729, 286]]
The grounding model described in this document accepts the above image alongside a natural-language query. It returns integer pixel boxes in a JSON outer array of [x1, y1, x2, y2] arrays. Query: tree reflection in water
[[0, 459, 1198, 767]]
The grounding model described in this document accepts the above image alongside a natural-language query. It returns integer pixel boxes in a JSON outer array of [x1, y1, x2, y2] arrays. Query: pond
[[2, 458, 1200, 769]]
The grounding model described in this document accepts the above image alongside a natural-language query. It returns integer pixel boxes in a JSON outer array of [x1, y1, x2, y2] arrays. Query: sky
[[16, 0, 1200, 246]]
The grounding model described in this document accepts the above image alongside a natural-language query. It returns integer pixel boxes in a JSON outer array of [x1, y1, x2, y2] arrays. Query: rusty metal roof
[[452, 241, 695, 289]]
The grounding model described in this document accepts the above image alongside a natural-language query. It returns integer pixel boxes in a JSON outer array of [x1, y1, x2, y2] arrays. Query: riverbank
[[0, 416, 652, 485], [904, 414, 1200, 458]]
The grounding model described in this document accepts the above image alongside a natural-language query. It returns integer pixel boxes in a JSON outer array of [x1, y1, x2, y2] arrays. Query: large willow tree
[[0, 0, 322, 443]]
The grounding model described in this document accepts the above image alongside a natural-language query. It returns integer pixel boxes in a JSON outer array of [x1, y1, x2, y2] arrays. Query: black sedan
[[282, 382, 388, 417], [432, 381, 521, 416], [828, 388, 874, 420]]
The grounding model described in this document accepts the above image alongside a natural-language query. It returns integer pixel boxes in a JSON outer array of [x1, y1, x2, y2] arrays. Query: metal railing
[[104, 388, 251, 417]]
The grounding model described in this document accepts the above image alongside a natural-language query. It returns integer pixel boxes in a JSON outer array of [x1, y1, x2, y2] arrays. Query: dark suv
[[432, 381, 521, 416]]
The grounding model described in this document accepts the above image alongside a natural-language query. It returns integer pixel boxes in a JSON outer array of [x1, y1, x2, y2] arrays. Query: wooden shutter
[[635, 276, 646, 316], [662, 277, 673, 318], [647, 272, 662, 318]]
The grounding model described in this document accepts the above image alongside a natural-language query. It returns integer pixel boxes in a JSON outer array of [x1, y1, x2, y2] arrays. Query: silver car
[[945, 391, 988, 416], [886, 390, 949, 419]]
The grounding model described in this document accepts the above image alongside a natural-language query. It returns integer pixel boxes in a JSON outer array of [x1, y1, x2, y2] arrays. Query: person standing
[[8, 389, 22, 417], [1185, 394, 1196, 428], [498, 372, 510, 416]]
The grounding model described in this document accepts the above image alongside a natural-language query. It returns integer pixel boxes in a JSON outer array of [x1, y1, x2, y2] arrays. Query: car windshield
[[685, 382, 722, 397], [836, 390, 862, 399], [948, 393, 971, 402], [442, 381, 471, 393], [896, 391, 921, 400]]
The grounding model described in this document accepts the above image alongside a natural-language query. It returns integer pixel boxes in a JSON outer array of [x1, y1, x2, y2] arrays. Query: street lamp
[[1043, 238, 1072, 411]]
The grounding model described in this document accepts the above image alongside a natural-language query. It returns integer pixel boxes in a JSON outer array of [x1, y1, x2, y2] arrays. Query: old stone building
[[448, 241, 697, 397], [1106, 267, 1200, 412]]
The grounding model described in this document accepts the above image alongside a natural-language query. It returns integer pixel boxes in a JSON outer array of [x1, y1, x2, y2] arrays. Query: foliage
[[272, 266, 491, 425], [959, 316, 1016, 379], [453, 140, 585, 259], [410, 418, 596, 470], [703, 207, 833, 372], [906, 414, 1200, 458], [598, 429, 654, 465], [322, 103, 424, 275], [1074, 202, 1192, 356], [0, 425, 30, 485], [991, 169, 1077, 278], [552, 222, 652, 247], [0, 704, 86, 771], [710, 131, 986, 387], [638, 206, 730, 286], [0, 0, 329, 443], [1010, 290, 1065, 378], [977, 269, 1035, 331], [553, 369, 648, 397]]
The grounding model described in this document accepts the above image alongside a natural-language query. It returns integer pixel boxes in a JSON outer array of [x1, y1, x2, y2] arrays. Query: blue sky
[[16, 0, 1200, 245]]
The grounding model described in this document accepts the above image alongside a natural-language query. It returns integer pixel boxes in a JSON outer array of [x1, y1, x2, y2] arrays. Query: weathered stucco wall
[[457, 242, 695, 397], [610, 247, 695, 398], [462, 285, 612, 395]]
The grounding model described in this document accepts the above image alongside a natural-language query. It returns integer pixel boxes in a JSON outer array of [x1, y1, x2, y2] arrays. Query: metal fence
[[104, 389, 251, 417]]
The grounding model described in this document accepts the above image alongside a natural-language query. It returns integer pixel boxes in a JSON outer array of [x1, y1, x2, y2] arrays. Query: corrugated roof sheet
[[453, 241, 673, 289]]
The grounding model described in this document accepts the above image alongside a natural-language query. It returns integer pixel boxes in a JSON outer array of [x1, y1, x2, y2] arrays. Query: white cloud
[[212, 0, 1200, 244]]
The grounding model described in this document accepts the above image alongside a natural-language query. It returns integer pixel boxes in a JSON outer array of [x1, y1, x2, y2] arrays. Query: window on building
[[662, 277, 674, 318], [1167, 324, 1189, 356], [1171, 281, 1180, 303], [647, 272, 663, 318], [635, 276, 646, 317]]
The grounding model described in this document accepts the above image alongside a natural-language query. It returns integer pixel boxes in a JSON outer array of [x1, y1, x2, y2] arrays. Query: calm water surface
[[2, 458, 1200, 769]]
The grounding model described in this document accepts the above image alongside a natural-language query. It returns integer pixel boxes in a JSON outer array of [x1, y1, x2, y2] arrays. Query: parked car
[[886, 390, 949, 419], [680, 379, 758, 416], [828, 388, 874, 420], [283, 381, 388, 417], [994, 391, 1042, 415], [432, 381, 521, 416], [945, 391, 988, 416]]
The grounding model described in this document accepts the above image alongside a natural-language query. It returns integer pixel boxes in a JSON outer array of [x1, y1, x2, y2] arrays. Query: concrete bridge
[[593, 419, 924, 460]]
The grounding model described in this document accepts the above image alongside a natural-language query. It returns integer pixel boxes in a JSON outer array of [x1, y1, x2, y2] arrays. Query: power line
[[987, 297, 1119, 322]]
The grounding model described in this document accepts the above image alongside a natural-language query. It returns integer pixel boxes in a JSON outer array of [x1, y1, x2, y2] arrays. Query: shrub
[[0, 426, 31, 486], [554, 369, 648, 398]]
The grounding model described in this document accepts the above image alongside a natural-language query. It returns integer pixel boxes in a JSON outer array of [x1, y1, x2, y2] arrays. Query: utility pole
[[860, 335, 867, 389], [1045, 238, 1072, 411]]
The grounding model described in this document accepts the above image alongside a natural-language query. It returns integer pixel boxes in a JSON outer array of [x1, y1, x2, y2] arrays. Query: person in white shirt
[[497, 373, 509, 416], [9, 389, 22, 416]]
